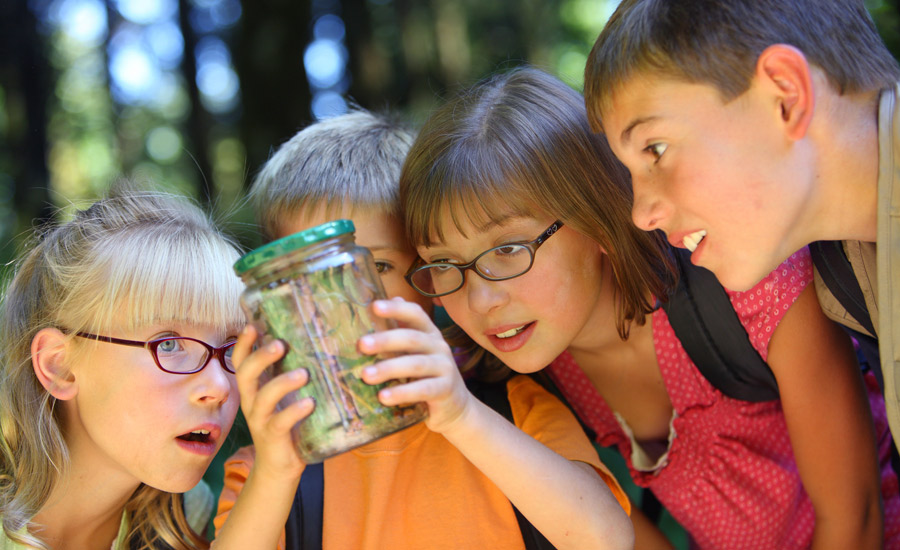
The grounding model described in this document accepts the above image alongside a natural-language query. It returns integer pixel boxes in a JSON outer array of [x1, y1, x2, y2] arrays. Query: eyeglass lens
[[409, 243, 533, 295], [154, 337, 235, 373]]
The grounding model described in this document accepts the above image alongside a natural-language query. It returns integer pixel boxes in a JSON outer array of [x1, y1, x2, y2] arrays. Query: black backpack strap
[[466, 377, 558, 550], [284, 461, 324, 550], [661, 247, 779, 402], [808, 240, 877, 336]]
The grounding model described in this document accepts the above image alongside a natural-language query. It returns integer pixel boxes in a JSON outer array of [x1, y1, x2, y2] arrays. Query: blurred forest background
[[2, 0, 900, 265], [5, 1, 900, 544], [0, 0, 637, 272]]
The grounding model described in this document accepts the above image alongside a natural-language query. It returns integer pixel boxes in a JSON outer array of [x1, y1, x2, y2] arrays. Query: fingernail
[[267, 340, 281, 353], [379, 388, 391, 401], [290, 368, 307, 380], [360, 335, 373, 348], [363, 366, 376, 378]]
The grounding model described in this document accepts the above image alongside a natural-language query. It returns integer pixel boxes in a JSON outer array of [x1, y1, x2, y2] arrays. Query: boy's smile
[[601, 72, 817, 291]]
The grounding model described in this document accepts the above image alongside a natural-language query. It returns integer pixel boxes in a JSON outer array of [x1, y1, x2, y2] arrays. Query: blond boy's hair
[[250, 110, 416, 242]]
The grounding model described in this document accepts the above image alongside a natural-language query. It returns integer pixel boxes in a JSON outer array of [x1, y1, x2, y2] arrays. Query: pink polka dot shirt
[[549, 249, 900, 549]]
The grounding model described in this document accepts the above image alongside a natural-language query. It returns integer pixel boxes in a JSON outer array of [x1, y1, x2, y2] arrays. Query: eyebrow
[[472, 212, 527, 233], [620, 116, 659, 146], [365, 244, 401, 253]]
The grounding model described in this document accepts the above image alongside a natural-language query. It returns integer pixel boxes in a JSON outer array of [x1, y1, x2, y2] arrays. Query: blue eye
[[157, 338, 182, 353]]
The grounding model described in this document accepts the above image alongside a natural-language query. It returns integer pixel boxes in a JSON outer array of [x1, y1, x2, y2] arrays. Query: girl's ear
[[31, 328, 78, 401], [432, 297, 443, 307], [756, 44, 815, 141]]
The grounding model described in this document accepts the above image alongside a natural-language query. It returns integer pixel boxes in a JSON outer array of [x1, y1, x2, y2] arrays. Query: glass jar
[[234, 219, 427, 463]]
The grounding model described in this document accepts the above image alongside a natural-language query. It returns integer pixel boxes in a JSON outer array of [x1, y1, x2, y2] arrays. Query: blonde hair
[[401, 66, 674, 339], [250, 109, 416, 242], [0, 182, 245, 549]]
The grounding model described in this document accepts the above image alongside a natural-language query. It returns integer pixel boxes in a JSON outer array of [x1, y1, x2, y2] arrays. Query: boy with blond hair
[[212, 109, 633, 550]]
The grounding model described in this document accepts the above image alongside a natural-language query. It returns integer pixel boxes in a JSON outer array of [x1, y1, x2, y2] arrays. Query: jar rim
[[234, 219, 355, 274]]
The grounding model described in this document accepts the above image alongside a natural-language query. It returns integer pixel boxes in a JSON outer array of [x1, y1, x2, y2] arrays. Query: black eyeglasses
[[405, 220, 564, 298], [75, 332, 237, 375]]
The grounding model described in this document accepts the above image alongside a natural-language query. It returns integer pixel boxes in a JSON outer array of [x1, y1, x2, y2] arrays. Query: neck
[[30, 423, 141, 549], [32, 484, 133, 550], [806, 87, 881, 243], [566, 258, 651, 367]]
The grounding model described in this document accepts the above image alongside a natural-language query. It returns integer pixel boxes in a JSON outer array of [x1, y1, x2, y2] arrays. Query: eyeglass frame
[[404, 220, 564, 298], [74, 332, 237, 375]]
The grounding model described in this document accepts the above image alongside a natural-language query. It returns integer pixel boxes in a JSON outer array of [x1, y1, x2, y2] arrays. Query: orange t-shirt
[[215, 375, 629, 550]]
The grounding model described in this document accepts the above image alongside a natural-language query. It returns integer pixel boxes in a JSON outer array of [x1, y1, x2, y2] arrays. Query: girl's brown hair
[[400, 66, 674, 340]]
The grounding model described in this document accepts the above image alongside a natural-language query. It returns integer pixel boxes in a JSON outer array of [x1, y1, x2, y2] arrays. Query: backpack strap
[[466, 377, 558, 550], [284, 461, 324, 550], [808, 240, 877, 336], [661, 247, 779, 402]]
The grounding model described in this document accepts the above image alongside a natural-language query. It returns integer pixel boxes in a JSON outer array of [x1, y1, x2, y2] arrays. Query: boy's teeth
[[191, 429, 210, 435], [496, 325, 526, 339], [683, 230, 707, 252]]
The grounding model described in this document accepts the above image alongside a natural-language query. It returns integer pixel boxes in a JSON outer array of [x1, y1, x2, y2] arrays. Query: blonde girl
[[0, 183, 244, 549]]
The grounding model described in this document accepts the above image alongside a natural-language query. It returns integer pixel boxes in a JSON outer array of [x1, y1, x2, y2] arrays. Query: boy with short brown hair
[[585, 0, 900, 473]]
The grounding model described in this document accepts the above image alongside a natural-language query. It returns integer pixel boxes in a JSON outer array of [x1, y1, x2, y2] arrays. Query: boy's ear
[[756, 44, 815, 141], [31, 328, 78, 401]]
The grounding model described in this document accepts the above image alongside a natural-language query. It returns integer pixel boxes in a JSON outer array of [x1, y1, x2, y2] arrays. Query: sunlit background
[[0, 0, 632, 265], [4, 1, 900, 544], [4, 0, 898, 261]]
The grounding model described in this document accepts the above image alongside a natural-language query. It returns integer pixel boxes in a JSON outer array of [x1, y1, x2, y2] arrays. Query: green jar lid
[[234, 219, 355, 274]]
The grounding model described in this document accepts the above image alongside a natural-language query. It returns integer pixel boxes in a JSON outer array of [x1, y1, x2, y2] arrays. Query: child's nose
[[631, 176, 669, 231], [465, 273, 509, 315], [191, 357, 233, 406]]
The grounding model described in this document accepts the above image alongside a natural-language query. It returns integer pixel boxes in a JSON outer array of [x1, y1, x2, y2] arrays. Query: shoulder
[[726, 248, 813, 353], [223, 445, 257, 473], [505, 374, 588, 442], [505, 374, 560, 412]]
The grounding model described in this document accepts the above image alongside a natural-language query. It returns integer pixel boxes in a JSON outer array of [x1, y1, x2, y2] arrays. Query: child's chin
[[148, 471, 206, 494]]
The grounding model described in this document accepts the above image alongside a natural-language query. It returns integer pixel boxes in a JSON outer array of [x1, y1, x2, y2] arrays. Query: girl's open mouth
[[177, 429, 212, 444], [487, 321, 536, 353]]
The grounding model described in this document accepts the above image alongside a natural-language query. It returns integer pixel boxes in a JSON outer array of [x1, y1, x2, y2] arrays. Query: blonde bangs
[[74, 225, 245, 335]]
